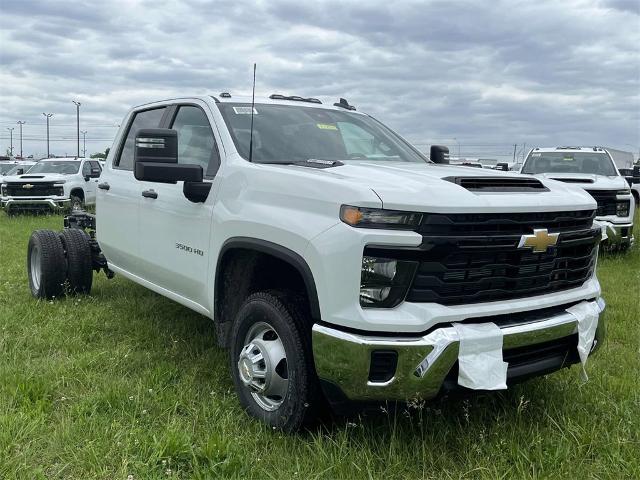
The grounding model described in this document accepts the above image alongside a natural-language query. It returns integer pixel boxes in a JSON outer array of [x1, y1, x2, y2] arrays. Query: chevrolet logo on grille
[[22, 184, 34, 189], [518, 228, 559, 253]]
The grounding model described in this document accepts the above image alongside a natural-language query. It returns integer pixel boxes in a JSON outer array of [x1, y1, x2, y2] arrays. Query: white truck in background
[[1, 157, 102, 214], [520, 147, 635, 250], [26, 94, 606, 431]]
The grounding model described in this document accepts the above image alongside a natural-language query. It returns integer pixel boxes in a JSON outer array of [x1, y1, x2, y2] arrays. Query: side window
[[89, 161, 102, 176], [170, 105, 219, 177], [116, 107, 166, 170], [82, 161, 92, 176]]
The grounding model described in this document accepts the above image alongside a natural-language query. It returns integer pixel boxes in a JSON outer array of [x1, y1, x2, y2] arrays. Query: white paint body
[[96, 96, 602, 333]]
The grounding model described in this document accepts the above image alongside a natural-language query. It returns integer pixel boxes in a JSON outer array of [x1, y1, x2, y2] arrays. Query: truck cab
[[27, 95, 607, 431], [520, 147, 635, 249]]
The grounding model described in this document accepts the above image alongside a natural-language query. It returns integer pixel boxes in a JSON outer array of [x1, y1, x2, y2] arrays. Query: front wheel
[[70, 195, 84, 212], [229, 292, 321, 431]]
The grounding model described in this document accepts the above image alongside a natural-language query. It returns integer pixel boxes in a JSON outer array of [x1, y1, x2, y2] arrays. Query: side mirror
[[430, 145, 449, 164], [134, 128, 203, 183], [496, 162, 509, 171], [84, 175, 90, 181], [16, 168, 24, 175]]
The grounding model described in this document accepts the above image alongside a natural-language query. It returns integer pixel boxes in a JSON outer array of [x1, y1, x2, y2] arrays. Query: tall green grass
[[0, 212, 638, 479]]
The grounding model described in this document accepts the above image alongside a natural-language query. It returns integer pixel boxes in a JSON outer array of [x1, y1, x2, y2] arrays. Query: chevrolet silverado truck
[[520, 147, 635, 249], [1, 157, 102, 214], [25, 94, 606, 430]]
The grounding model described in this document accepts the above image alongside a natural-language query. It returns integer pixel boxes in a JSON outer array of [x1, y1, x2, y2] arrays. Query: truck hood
[[532, 172, 628, 191], [3, 173, 68, 183], [289, 161, 597, 213]]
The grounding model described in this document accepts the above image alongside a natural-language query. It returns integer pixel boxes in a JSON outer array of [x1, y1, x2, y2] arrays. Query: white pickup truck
[[1, 157, 102, 214], [26, 94, 606, 430], [520, 147, 635, 249]]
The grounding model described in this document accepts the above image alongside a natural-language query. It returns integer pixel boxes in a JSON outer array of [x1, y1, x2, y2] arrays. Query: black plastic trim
[[217, 237, 321, 321]]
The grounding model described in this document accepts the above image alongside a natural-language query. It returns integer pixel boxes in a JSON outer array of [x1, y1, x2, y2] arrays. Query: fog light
[[616, 200, 630, 217], [360, 255, 418, 308]]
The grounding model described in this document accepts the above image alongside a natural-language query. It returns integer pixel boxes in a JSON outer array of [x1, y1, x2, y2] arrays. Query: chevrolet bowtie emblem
[[22, 184, 34, 189], [518, 228, 559, 253]]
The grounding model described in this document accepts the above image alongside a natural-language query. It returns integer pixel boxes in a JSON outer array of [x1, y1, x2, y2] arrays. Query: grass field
[[0, 211, 638, 479]]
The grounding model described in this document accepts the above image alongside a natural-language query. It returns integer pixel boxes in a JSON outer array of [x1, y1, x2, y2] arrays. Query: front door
[[137, 101, 221, 308]]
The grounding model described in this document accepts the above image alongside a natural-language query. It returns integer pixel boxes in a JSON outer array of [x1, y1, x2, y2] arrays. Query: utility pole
[[6, 127, 14, 156], [72, 100, 81, 158], [42, 113, 53, 158], [513, 144, 517, 161], [81, 130, 87, 157], [17, 121, 25, 158]]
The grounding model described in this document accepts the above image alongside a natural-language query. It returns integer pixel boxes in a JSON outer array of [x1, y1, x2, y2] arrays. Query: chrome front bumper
[[1, 197, 70, 210], [312, 298, 606, 402], [598, 220, 634, 247]]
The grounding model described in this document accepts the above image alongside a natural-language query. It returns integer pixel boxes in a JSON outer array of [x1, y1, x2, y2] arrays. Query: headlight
[[616, 189, 630, 195], [0, 184, 5, 196], [616, 200, 630, 217], [340, 205, 422, 229], [360, 255, 418, 308], [54, 181, 66, 185]]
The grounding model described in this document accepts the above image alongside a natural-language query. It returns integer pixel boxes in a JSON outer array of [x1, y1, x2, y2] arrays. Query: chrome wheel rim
[[238, 321, 288, 411], [30, 244, 41, 290]]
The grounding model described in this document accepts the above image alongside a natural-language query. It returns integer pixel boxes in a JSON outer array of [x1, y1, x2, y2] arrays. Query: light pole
[[81, 130, 87, 157], [6, 127, 14, 156], [17, 121, 25, 158], [72, 100, 81, 158], [42, 113, 53, 158]]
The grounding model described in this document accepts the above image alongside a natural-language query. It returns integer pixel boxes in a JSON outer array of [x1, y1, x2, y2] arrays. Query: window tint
[[116, 107, 166, 170], [170, 105, 218, 176]]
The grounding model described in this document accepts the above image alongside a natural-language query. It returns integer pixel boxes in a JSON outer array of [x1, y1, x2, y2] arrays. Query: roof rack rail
[[333, 97, 356, 111], [556, 146, 583, 150], [269, 94, 322, 104]]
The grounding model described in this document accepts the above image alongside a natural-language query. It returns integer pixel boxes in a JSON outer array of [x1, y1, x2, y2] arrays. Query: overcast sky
[[0, 0, 638, 160]]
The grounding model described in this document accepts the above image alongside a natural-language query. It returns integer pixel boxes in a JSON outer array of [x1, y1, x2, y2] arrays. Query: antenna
[[249, 63, 256, 163]]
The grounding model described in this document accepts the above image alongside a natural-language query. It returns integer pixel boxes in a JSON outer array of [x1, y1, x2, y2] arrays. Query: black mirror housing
[[134, 128, 203, 183], [430, 145, 450, 164]]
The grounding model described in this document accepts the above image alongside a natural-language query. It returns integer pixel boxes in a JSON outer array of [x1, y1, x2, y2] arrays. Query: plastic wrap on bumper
[[312, 298, 606, 402]]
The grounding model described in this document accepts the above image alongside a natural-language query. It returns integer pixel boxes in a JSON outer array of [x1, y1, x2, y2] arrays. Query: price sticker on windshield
[[233, 107, 258, 114], [317, 123, 338, 130]]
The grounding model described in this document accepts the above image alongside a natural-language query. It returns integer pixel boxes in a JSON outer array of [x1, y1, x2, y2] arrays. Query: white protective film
[[452, 322, 508, 390], [566, 301, 600, 381]]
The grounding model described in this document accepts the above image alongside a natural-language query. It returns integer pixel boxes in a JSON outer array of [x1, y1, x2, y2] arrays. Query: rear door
[[96, 106, 168, 273], [136, 100, 221, 308]]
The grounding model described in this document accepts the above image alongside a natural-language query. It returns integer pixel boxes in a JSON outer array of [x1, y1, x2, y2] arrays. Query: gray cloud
[[0, 0, 638, 160]]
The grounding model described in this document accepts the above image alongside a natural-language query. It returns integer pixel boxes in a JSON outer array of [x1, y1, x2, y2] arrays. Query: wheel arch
[[214, 237, 321, 344], [70, 187, 85, 199]]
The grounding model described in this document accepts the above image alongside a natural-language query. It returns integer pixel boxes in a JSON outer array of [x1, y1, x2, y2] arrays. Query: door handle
[[142, 189, 158, 199], [98, 182, 110, 190]]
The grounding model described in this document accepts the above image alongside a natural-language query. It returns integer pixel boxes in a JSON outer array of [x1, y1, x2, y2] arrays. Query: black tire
[[59, 229, 93, 294], [229, 291, 321, 431], [70, 194, 84, 212], [27, 230, 67, 299]]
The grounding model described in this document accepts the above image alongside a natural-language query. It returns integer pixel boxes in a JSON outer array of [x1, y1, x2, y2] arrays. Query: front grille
[[586, 190, 617, 216], [6, 182, 63, 197], [418, 209, 595, 236], [445, 176, 547, 192], [367, 210, 599, 306]]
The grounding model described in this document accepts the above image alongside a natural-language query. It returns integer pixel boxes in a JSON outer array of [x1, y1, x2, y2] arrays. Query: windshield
[[5, 164, 34, 176], [0, 163, 16, 174], [27, 161, 80, 175], [217, 103, 428, 164], [522, 152, 618, 176]]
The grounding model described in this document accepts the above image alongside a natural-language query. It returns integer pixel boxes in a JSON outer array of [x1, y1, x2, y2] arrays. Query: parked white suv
[[26, 95, 606, 430], [1, 157, 102, 214], [520, 147, 635, 249]]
